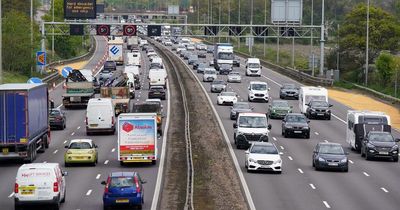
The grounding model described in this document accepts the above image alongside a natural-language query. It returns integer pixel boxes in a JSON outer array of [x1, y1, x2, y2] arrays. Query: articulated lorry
[[0, 83, 51, 162], [62, 70, 95, 109], [108, 38, 124, 65], [118, 113, 158, 165], [213, 43, 234, 71], [100, 87, 131, 116]]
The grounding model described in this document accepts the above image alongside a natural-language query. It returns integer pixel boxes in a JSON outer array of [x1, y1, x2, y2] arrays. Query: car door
[[313, 145, 319, 165]]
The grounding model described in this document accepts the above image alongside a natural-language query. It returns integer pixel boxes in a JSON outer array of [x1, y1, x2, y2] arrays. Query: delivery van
[[86, 98, 115, 135], [245, 58, 262, 76]]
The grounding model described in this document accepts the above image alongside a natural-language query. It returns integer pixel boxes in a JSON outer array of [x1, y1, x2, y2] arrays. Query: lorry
[[118, 113, 158, 165], [0, 83, 50, 162], [213, 43, 234, 71], [126, 52, 141, 67], [127, 36, 139, 50], [148, 69, 167, 88], [100, 87, 131, 116], [62, 70, 95, 109], [131, 102, 163, 136], [108, 38, 124, 65]]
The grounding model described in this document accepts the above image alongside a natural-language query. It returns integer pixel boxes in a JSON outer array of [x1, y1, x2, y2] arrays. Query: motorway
[[0, 36, 169, 210], [156, 42, 400, 210]]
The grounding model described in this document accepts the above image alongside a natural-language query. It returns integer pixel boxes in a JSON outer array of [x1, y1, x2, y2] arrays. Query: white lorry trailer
[[213, 43, 234, 71]]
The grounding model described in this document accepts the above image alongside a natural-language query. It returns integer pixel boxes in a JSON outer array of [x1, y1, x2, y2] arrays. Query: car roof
[[110, 172, 137, 177], [317, 142, 342, 147], [19, 163, 59, 170], [70, 139, 93, 144], [252, 142, 274, 147], [238, 112, 266, 117], [286, 113, 304, 116], [250, 81, 267, 84]]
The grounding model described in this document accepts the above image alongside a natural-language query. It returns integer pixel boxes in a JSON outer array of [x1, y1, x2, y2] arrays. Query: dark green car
[[268, 100, 292, 119]]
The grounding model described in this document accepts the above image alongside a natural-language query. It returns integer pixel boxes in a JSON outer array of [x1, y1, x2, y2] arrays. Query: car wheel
[[361, 148, 365, 157], [327, 115, 331, 120], [393, 156, 399, 162], [14, 203, 22, 210], [343, 167, 349, 172], [53, 202, 60, 210], [65, 162, 70, 167], [103, 205, 109, 210], [137, 204, 143, 210], [305, 132, 310, 139], [312, 160, 315, 167], [63, 121, 66, 129], [315, 164, 320, 171], [284, 131, 288, 138], [92, 160, 97, 167], [365, 151, 371, 160], [245, 161, 248, 169]]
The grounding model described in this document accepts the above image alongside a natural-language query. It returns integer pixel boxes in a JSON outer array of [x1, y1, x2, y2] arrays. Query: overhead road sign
[[70, 24, 84, 35], [96, 25, 110, 36], [147, 25, 162, 36], [36, 51, 46, 66], [64, 0, 97, 20], [271, 0, 303, 25], [60, 66, 73, 78], [123, 25, 137, 36], [27, 77, 43, 84]]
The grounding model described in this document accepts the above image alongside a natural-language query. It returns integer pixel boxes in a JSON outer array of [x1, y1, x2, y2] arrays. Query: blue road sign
[[110, 46, 120, 55], [36, 51, 46, 66], [61, 66, 73, 78], [27, 77, 43, 84]]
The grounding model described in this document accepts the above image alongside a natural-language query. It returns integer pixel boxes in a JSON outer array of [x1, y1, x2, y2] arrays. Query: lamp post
[[365, 0, 370, 86], [319, 0, 325, 77], [0, 0, 2, 84]]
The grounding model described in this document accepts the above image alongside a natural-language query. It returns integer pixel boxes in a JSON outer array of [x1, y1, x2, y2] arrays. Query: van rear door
[[87, 104, 113, 129], [16, 168, 55, 201]]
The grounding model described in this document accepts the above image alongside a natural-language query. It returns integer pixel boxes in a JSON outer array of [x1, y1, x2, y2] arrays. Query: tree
[[375, 52, 395, 85]]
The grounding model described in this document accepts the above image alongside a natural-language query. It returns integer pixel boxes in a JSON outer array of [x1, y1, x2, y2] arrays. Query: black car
[[192, 60, 201, 70], [197, 63, 207, 74], [188, 55, 199, 65], [230, 102, 253, 120], [206, 46, 214, 53], [279, 83, 299, 99], [198, 51, 207, 58], [103, 61, 117, 71], [306, 100, 332, 120], [148, 86, 166, 100], [49, 109, 66, 130], [233, 56, 241, 67], [282, 113, 310, 138], [313, 142, 349, 172], [219, 64, 233, 75], [361, 131, 399, 162]]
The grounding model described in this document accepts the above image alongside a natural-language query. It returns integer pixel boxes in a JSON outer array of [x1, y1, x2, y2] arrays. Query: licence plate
[[288, 94, 293, 96], [74, 156, 84, 159], [379, 151, 389, 155], [294, 131, 302, 134], [317, 113, 324, 116], [328, 163, 338, 166], [2, 148, 9, 155], [116, 199, 129, 203], [21, 191, 34, 195], [90, 124, 98, 127]]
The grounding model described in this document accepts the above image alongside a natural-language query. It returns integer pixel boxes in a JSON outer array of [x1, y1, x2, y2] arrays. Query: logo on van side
[[122, 122, 134, 132]]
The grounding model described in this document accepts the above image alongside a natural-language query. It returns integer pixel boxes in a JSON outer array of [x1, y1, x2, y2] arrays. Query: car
[[196, 43, 207, 50], [14, 163, 67, 210], [234, 113, 271, 149], [209, 59, 214, 66], [192, 60, 201, 70], [186, 44, 195, 51], [233, 56, 241, 67], [102, 172, 146, 210], [171, 45, 177, 51], [188, 55, 199, 65], [279, 83, 299, 99], [64, 139, 98, 166], [203, 68, 217, 82], [103, 61, 117, 71], [268, 100, 292, 119], [219, 64, 233, 75], [282, 113, 310, 138], [361, 131, 399, 161], [217, 92, 238, 105], [49, 108, 66, 130], [313, 142, 349, 172], [148, 86, 166, 100], [210, 80, 227, 93], [305, 100, 333, 120], [245, 142, 282, 173], [198, 51, 207, 58], [248, 81, 270, 102], [179, 49, 187, 57], [164, 40, 172, 46], [197, 63, 207, 74], [99, 69, 114, 84], [227, 72, 242, 83], [206, 45, 214, 53], [230, 102, 253, 120], [176, 46, 186, 53]]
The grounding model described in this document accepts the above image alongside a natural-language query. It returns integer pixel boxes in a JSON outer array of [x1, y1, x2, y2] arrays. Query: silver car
[[210, 80, 227, 93], [227, 72, 242, 83], [203, 68, 217, 82]]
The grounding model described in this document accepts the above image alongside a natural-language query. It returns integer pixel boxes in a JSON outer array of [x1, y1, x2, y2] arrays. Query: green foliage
[[375, 52, 395, 84]]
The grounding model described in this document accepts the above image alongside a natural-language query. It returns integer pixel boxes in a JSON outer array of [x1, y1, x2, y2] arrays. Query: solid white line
[[309, 183, 316, 190], [332, 113, 347, 124], [63, 140, 67, 144], [43, 161, 47, 163], [77, 126, 81, 130], [288, 156, 293, 160], [85, 189, 92, 196], [111, 148, 116, 153], [104, 160, 109, 165], [53, 150, 58, 154], [363, 172, 370, 177], [71, 132, 75, 136], [272, 137, 277, 141], [280, 146, 284, 150], [314, 132, 319, 135], [56, 104, 63, 109], [349, 160, 354, 164], [381, 187, 389, 193], [96, 174, 101, 180], [323, 201, 331, 208], [8, 192, 14, 198], [298, 168, 304, 174]]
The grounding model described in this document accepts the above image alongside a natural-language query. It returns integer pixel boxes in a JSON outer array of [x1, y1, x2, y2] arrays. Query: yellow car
[[64, 139, 98, 166]]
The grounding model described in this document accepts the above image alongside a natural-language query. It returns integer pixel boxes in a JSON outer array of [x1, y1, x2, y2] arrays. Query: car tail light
[[134, 176, 140, 193], [156, 116, 161, 124], [104, 177, 111, 193], [53, 182, 59, 192], [14, 183, 19, 193], [85, 117, 88, 126], [56, 116, 63, 120], [112, 117, 115, 125]]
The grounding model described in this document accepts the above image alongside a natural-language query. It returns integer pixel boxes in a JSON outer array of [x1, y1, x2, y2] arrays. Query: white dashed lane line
[[86, 189, 92, 196], [324, 140, 329, 143], [309, 183, 316, 190], [381, 187, 389, 193], [272, 137, 277, 141], [323, 201, 331, 208], [63, 140, 67, 144], [288, 156, 293, 160], [298, 168, 304, 174], [280, 146, 284, 150], [96, 174, 101, 180], [348, 160, 354, 164], [77, 126, 81, 130], [8, 192, 14, 198], [314, 132, 319, 136], [104, 160, 109, 165], [111, 148, 116, 153], [53, 150, 58, 154], [363, 172, 370, 177], [71, 132, 75, 136]]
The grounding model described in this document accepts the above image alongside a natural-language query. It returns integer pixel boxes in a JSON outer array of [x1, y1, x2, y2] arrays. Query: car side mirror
[[345, 152, 349, 155], [62, 171, 68, 176], [329, 104, 333, 107], [141, 180, 147, 184], [248, 87, 251, 90], [395, 138, 400, 142], [290, 106, 293, 108], [101, 181, 107, 185], [282, 119, 286, 122], [261, 66, 263, 69], [233, 122, 238, 128], [307, 120, 310, 123], [245, 150, 249, 155], [268, 88, 271, 91], [268, 124, 272, 130], [64, 145, 68, 149], [251, 107, 254, 110], [95, 145, 98, 148]]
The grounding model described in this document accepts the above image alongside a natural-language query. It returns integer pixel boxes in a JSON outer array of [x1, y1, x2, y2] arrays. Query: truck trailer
[[0, 83, 50, 162]]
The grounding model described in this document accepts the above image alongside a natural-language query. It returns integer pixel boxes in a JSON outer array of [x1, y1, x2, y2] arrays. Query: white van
[[126, 52, 141, 67], [86, 98, 115, 135], [126, 73, 136, 99], [248, 81, 270, 102], [245, 58, 262, 76], [14, 163, 67, 209], [149, 69, 167, 88], [299, 86, 328, 113]]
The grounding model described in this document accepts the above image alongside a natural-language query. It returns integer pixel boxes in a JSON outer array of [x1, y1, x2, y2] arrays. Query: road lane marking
[[323, 201, 331, 208], [96, 174, 101, 180], [363, 172, 370, 177], [332, 114, 347, 124], [349, 160, 354, 164], [104, 160, 109, 165], [77, 126, 81, 130], [381, 187, 389, 193], [280, 146, 284, 150], [8, 192, 14, 198], [43, 161, 47, 163], [272, 137, 277, 141], [71, 132, 75, 136], [298, 168, 304, 174], [324, 140, 329, 142], [111, 148, 116, 153], [314, 132, 319, 135], [309, 183, 316, 190], [56, 104, 63, 109], [53, 150, 58, 154], [86, 189, 92, 196], [288, 156, 293, 160], [63, 140, 67, 144]]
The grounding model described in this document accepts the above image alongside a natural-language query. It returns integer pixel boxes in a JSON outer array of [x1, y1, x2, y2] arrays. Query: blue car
[[102, 172, 146, 210]]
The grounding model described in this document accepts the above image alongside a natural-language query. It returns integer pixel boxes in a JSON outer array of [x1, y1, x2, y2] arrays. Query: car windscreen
[[198, 63, 207, 68], [110, 177, 135, 188], [286, 115, 307, 123], [220, 92, 236, 96], [251, 84, 267, 91], [305, 95, 326, 104], [69, 142, 92, 149], [248, 63, 259, 68], [283, 84, 296, 89], [311, 101, 328, 107], [319, 145, 345, 155], [369, 133, 394, 142], [229, 72, 240, 76], [234, 103, 250, 109], [238, 116, 267, 128], [272, 101, 289, 107], [131, 104, 160, 113], [50, 110, 61, 116], [212, 80, 225, 85], [205, 70, 216, 74], [251, 145, 278, 154]]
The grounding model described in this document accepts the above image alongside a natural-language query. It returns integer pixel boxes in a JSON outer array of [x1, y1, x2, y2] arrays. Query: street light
[[365, 0, 370, 86]]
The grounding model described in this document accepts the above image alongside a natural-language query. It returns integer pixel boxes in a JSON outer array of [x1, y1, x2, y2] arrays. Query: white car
[[245, 142, 282, 173], [186, 44, 195, 51], [203, 68, 217, 82], [217, 92, 238, 105], [248, 81, 270, 102], [227, 72, 242, 83]]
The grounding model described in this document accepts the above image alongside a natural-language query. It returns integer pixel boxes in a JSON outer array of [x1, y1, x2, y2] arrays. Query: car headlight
[[285, 125, 293, 129], [340, 158, 347, 163], [88, 150, 94, 154], [274, 159, 282, 164], [303, 126, 309, 130], [67, 150, 72, 154], [367, 143, 375, 148], [272, 109, 276, 113], [318, 157, 325, 162], [249, 158, 257, 163]]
